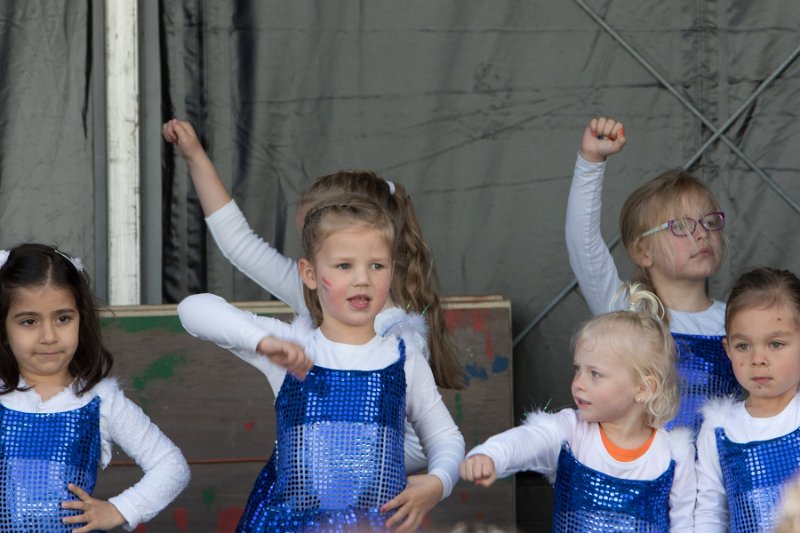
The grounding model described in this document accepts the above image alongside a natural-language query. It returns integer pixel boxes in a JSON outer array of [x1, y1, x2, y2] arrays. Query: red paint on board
[[472, 310, 486, 333], [243, 420, 255, 431], [444, 309, 459, 332], [217, 507, 244, 533], [459, 489, 469, 503], [475, 511, 486, 522], [485, 331, 494, 360], [172, 508, 188, 532], [134, 525, 147, 533]]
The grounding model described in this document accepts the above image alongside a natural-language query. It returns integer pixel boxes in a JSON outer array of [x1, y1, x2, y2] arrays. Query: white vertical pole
[[105, 0, 140, 305]]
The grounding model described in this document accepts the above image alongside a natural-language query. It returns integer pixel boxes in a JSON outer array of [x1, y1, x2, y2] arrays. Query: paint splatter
[[464, 364, 488, 386], [484, 331, 494, 360], [172, 508, 188, 532], [202, 487, 217, 506], [492, 355, 509, 374], [131, 352, 187, 392], [472, 310, 487, 333], [459, 490, 470, 503], [217, 507, 244, 533], [453, 393, 463, 424], [243, 420, 256, 431], [134, 525, 147, 533], [101, 315, 186, 334]]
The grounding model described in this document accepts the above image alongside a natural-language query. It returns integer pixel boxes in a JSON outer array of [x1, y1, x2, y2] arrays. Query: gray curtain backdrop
[[2, 4, 800, 523], [159, 0, 800, 420]]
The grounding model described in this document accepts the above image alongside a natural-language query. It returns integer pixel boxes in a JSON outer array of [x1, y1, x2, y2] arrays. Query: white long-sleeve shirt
[[467, 409, 696, 531], [695, 394, 800, 531], [565, 153, 726, 335], [206, 200, 434, 473], [0, 378, 190, 530], [178, 293, 465, 499]]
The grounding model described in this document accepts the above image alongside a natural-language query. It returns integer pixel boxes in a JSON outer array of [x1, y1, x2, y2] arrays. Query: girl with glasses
[[565, 116, 741, 433]]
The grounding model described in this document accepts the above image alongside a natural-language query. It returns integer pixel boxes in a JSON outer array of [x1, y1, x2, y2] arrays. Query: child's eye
[[370, 263, 385, 271], [590, 370, 601, 378], [734, 342, 750, 351], [769, 341, 784, 349], [19, 318, 36, 327], [56, 314, 74, 325], [336, 263, 351, 270]]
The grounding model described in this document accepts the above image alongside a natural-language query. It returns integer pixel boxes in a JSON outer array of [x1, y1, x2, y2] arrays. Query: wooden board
[[94, 296, 513, 532]]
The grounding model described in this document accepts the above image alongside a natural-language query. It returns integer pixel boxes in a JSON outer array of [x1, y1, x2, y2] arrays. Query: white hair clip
[[0, 249, 9, 269], [385, 180, 396, 195], [54, 249, 84, 272]]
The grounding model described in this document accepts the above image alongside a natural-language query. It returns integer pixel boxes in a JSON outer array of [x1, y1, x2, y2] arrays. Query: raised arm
[[163, 118, 305, 310], [162, 118, 231, 215], [564, 117, 628, 315]]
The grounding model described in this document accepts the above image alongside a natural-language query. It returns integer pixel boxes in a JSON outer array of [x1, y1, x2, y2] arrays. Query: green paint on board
[[131, 352, 187, 392], [454, 393, 463, 424], [202, 487, 217, 506], [100, 315, 186, 334]]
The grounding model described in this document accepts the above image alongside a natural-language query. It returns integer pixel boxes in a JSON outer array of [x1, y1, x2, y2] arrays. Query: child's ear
[[722, 337, 732, 361], [636, 375, 657, 403], [628, 239, 654, 269], [298, 258, 318, 290]]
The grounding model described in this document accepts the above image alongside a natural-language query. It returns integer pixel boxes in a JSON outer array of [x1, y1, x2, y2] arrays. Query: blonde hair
[[619, 169, 723, 320], [300, 194, 395, 328], [299, 170, 464, 390], [573, 284, 678, 427], [775, 474, 800, 533]]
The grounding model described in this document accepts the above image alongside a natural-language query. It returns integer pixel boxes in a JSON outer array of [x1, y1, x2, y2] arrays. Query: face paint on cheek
[[321, 277, 332, 291]]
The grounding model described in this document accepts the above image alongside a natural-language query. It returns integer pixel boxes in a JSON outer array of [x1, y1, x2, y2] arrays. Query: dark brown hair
[[0, 243, 113, 395], [300, 170, 464, 390]]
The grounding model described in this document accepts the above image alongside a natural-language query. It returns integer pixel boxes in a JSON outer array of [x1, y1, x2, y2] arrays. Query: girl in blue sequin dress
[[566, 116, 741, 433], [696, 267, 800, 531], [462, 285, 696, 531], [0, 243, 190, 532], [163, 118, 465, 478], [179, 196, 464, 532]]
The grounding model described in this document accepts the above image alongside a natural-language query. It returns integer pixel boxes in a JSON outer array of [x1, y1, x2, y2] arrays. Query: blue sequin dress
[[667, 333, 741, 433], [716, 426, 800, 532], [236, 340, 408, 532], [551, 443, 674, 532], [0, 396, 101, 532]]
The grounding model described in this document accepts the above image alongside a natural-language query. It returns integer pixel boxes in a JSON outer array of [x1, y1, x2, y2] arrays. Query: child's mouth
[[348, 295, 371, 309]]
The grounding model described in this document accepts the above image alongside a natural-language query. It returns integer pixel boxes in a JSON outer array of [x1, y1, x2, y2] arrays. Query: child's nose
[[39, 323, 57, 343], [750, 349, 768, 366]]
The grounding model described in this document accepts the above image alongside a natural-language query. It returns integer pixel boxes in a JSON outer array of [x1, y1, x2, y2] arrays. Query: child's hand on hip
[[579, 116, 627, 163], [257, 336, 313, 380], [460, 454, 498, 487], [381, 474, 443, 532], [61, 483, 126, 532]]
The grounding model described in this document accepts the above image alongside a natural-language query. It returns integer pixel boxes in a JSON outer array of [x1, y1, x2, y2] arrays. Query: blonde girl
[[178, 195, 464, 532], [162, 118, 462, 474], [565, 116, 740, 431], [461, 284, 695, 531], [696, 267, 800, 531], [0, 243, 189, 531]]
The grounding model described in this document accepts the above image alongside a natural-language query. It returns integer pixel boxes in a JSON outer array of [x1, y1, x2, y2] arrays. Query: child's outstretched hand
[[61, 483, 126, 532], [381, 474, 443, 532], [579, 116, 627, 163], [460, 454, 497, 487], [257, 336, 313, 380], [162, 118, 206, 163]]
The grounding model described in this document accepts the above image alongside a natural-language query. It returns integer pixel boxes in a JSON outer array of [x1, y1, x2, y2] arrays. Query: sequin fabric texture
[[237, 340, 407, 532], [667, 333, 742, 433], [0, 396, 101, 532], [716, 426, 800, 532], [551, 444, 674, 531]]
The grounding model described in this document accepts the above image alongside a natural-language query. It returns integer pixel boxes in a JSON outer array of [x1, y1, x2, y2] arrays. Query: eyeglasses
[[640, 211, 725, 238]]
